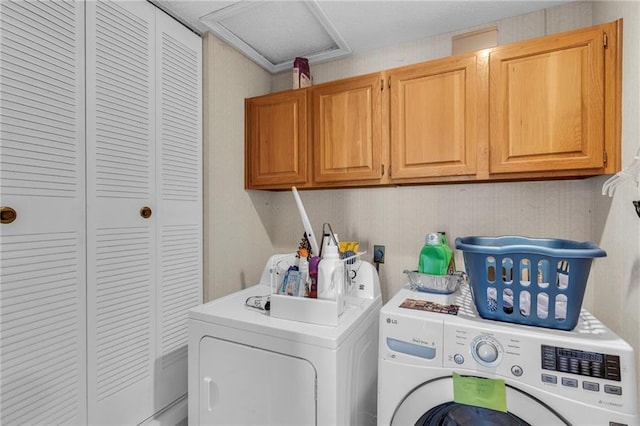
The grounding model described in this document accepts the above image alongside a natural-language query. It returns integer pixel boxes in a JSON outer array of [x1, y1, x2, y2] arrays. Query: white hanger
[[602, 144, 640, 197]]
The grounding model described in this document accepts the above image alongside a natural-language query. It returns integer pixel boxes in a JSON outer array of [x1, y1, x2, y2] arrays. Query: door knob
[[0, 206, 17, 224], [140, 206, 152, 218]]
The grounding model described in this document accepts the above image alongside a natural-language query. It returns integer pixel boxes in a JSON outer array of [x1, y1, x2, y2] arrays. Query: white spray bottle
[[317, 226, 345, 314]]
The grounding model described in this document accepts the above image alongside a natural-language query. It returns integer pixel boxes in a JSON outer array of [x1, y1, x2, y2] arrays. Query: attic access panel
[[200, 0, 351, 74]]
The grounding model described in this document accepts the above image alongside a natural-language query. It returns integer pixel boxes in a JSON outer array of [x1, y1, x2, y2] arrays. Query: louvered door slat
[[0, 2, 86, 424]]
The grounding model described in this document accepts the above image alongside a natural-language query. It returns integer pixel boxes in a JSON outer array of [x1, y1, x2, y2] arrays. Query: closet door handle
[[140, 206, 152, 219], [0, 206, 17, 224]]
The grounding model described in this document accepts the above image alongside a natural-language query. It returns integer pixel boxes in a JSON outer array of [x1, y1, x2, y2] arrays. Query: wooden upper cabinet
[[243, 19, 621, 190], [312, 73, 384, 184], [245, 89, 309, 189], [489, 20, 621, 176], [389, 54, 483, 181]]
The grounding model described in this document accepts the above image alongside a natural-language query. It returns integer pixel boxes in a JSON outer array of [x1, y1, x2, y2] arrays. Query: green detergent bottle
[[418, 233, 449, 275], [439, 231, 456, 275]]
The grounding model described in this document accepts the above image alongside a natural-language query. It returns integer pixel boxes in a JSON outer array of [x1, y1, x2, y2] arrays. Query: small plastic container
[[455, 236, 606, 330], [404, 270, 465, 294]]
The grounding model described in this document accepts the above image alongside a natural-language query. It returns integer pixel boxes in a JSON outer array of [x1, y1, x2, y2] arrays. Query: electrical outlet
[[373, 245, 385, 264]]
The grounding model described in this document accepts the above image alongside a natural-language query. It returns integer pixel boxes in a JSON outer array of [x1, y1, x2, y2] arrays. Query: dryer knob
[[475, 341, 499, 363]]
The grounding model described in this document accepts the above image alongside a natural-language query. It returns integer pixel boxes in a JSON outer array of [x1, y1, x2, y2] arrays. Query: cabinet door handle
[[0, 206, 17, 224], [140, 206, 152, 219]]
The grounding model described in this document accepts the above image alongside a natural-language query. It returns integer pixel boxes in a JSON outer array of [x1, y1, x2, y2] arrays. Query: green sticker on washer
[[453, 372, 507, 413]]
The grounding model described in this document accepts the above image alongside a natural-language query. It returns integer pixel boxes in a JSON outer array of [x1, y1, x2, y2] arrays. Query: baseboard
[[138, 394, 188, 426]]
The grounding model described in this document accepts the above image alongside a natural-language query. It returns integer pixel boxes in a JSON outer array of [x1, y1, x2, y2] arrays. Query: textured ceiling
[[154, 0, 569, 73]]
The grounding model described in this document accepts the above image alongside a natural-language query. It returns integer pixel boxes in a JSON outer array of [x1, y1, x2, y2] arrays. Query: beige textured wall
[[203, 33, 273, 301]]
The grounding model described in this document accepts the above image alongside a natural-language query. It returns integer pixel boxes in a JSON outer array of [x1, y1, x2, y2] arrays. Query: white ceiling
[[154, 0, 569, 74]]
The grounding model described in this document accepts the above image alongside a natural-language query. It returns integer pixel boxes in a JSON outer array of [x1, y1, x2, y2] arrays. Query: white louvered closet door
[[0, 2, 86, 425], [154, 8, 203, 410], [86, 1, 157, 424], [86, 2, 202, 424]]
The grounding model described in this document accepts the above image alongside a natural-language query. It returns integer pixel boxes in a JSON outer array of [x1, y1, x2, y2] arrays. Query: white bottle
[[298, 256, 309, 297], [317, 238, 344, 302]]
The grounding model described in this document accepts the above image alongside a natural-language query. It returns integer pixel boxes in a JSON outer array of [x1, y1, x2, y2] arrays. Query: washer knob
[[471, 335, 503, 367], [476, 341, 499, 363]]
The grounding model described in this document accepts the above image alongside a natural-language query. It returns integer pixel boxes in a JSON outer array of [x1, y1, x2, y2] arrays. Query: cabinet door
[[0, 2, 87, 424], [389, 55, 479, 180], [245, 90, 309, 188], [313, 73, 384, 183], [489, 22, 617, 174], [86, 1, 157, 424]]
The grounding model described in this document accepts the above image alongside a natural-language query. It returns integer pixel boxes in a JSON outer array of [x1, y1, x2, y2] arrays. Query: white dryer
[[377, 285, 638, 425], [188, 257, 382, 426]]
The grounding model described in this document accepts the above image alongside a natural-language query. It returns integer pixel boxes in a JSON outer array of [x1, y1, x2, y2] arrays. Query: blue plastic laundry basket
[[454, 236, 606, 330]]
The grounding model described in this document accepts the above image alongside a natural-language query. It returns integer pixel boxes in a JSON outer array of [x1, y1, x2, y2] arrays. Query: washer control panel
[[441, 321, 636, 415], [540, 344, 624, 398], [541, 344, 621, 381]]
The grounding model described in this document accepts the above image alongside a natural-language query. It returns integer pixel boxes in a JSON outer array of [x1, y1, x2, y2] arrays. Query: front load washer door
[[415, 402, 529, 425], [199, 336, 316, 425], [391, 376, 569, 426]]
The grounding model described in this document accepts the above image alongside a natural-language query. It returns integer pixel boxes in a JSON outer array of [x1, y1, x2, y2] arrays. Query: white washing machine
[[188, 256, 382, 426], [377, 284, 638, 425]]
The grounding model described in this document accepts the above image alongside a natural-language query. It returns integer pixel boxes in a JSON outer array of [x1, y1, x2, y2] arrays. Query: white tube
[[292, 186, 320, 256]]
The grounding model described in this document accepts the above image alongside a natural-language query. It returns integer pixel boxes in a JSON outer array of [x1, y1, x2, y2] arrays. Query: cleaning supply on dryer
[[245, 295, 271, 311], [309, 256, 320, 298], [280, 265, 300, 296], [418, 233, 450, 275], [317, 232, 345, 301], [292, 187, 320, 256], [298, 252, 309, 297]]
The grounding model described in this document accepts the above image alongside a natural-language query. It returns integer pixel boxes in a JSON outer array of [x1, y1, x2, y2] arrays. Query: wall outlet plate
[[373, 245, 385, 264]]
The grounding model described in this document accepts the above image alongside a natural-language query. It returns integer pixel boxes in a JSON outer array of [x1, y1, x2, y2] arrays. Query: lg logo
[[386, 317, 398, 325]]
